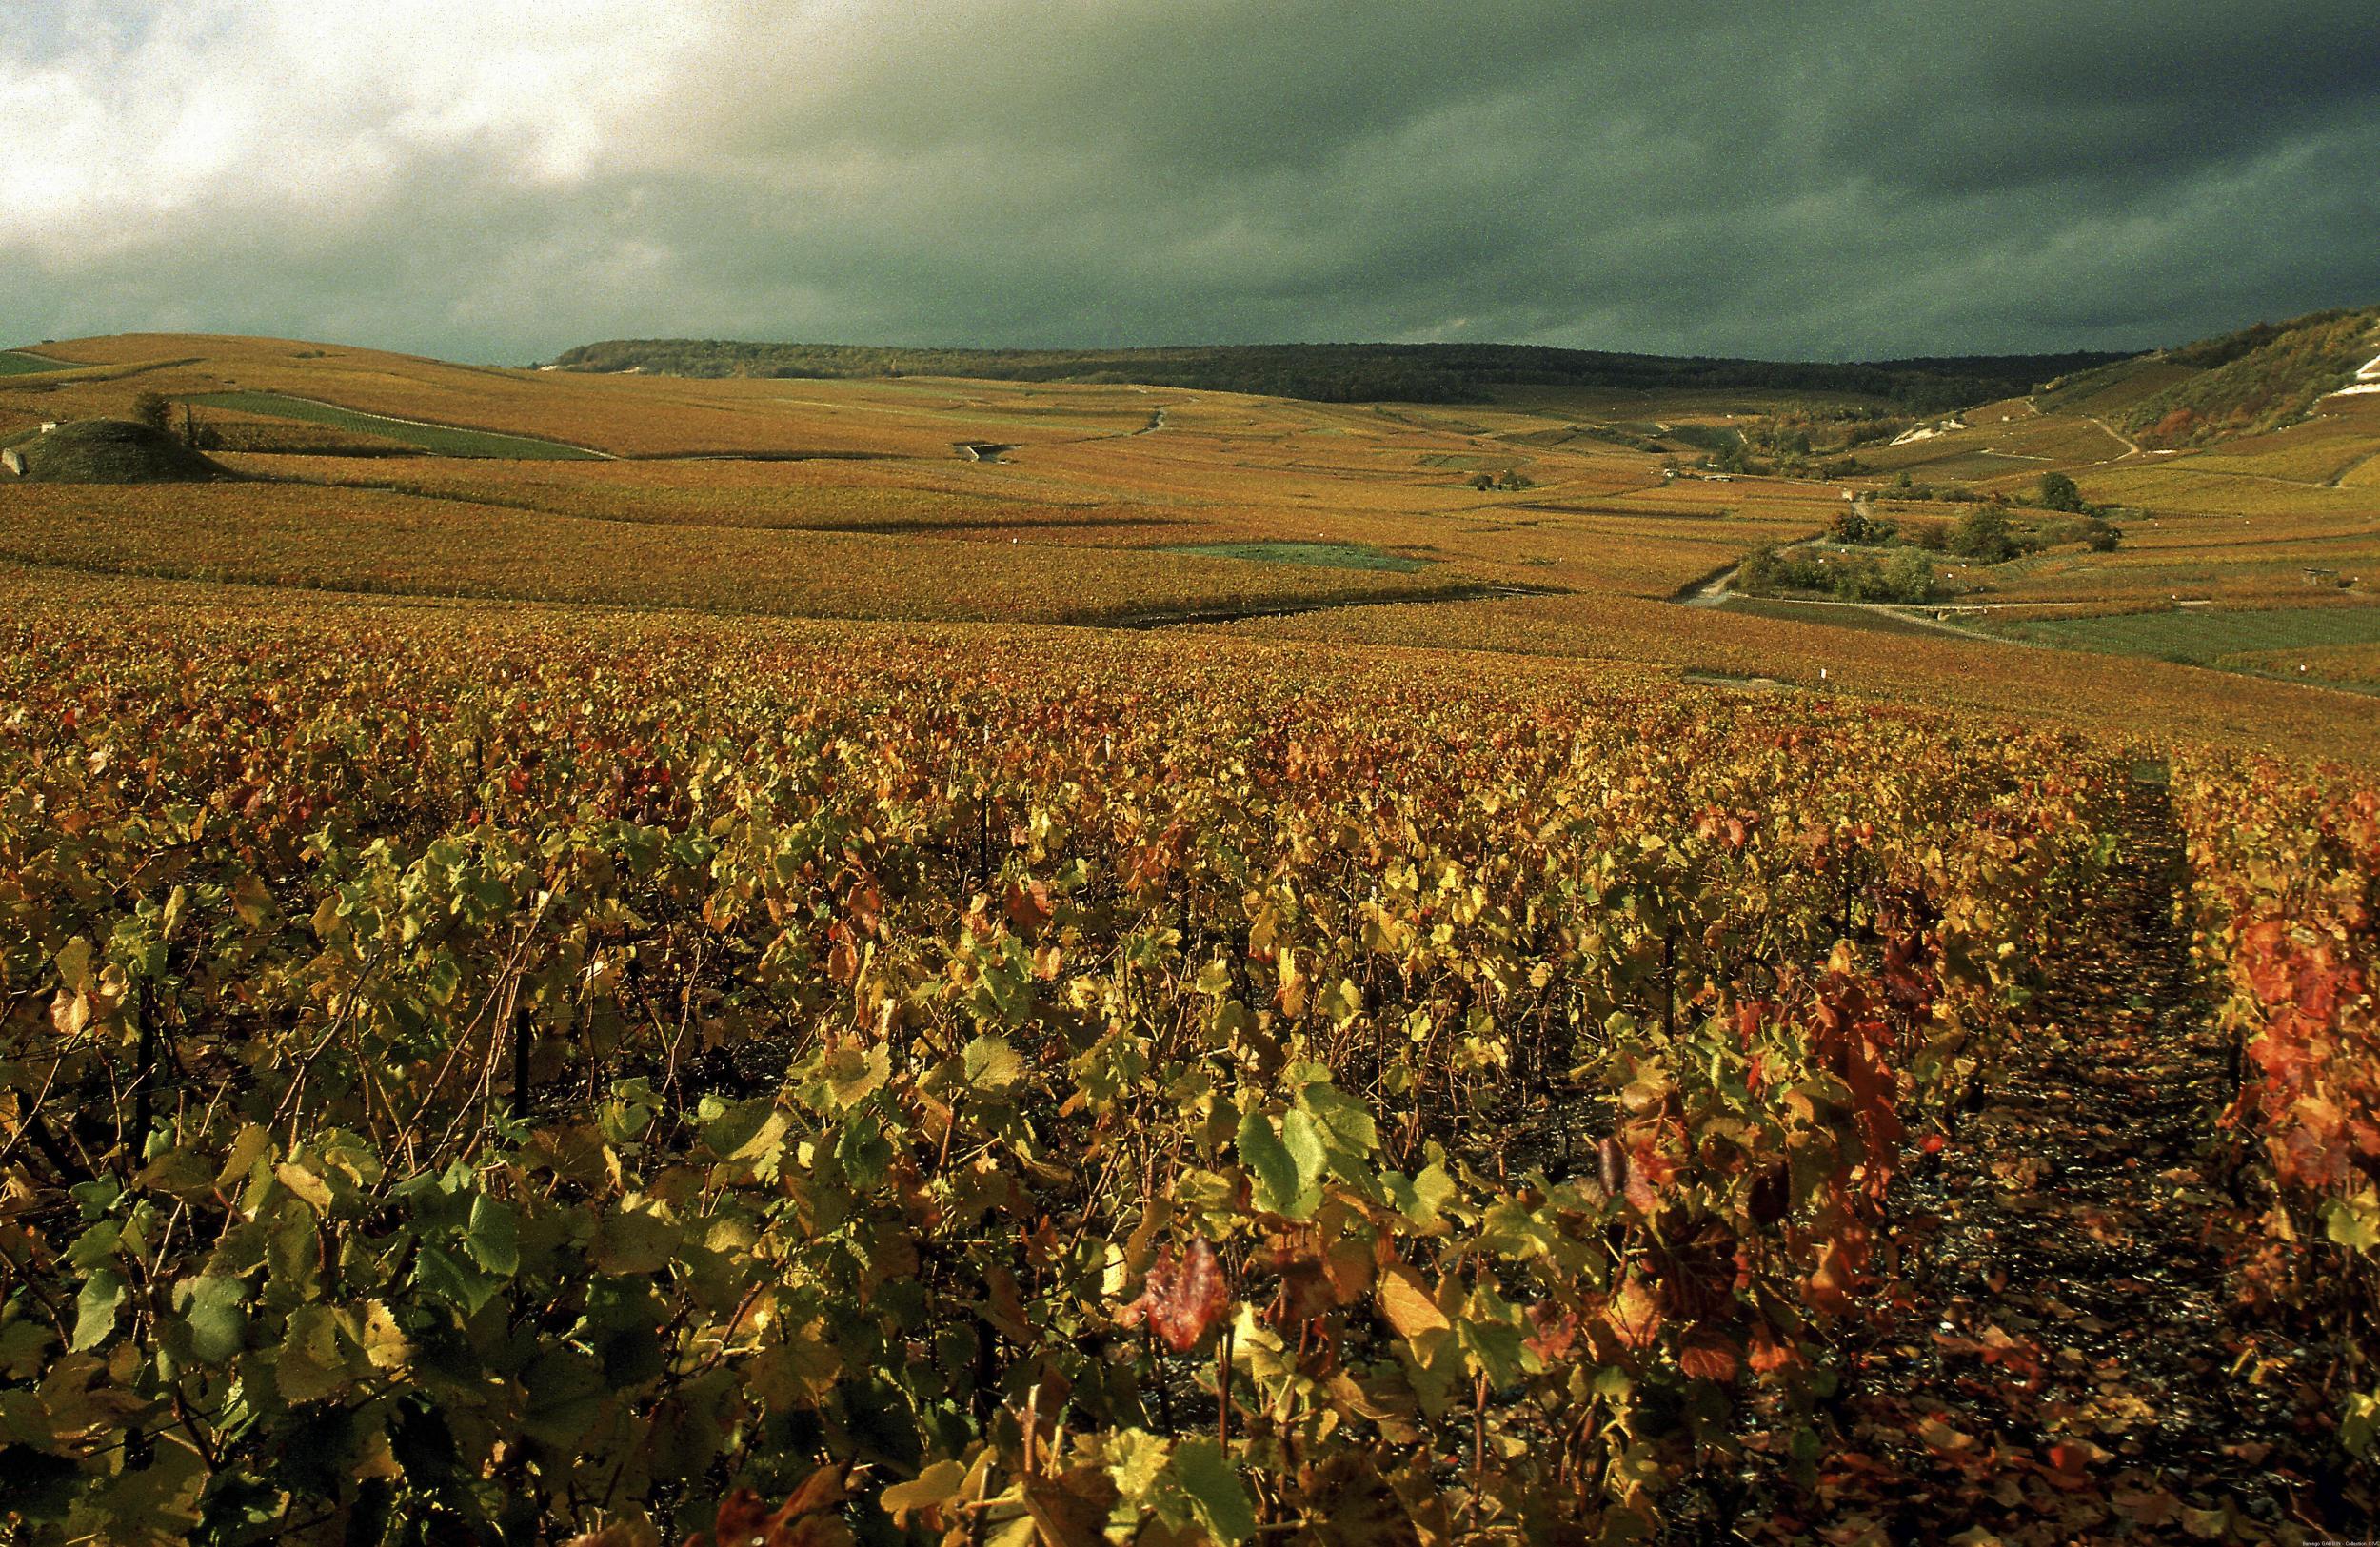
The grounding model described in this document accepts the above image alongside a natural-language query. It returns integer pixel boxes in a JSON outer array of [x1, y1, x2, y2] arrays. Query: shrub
[[2038, 472, 2087, 513], [1949, 506, 2015, 563]]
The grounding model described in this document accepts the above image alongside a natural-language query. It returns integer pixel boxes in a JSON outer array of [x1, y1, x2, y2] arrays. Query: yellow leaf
[[51, 990, 91, 1038], [881, 1459, 968, 1524], [274, 1162, 334, 1211], [1376, 1265, 1449, 1340], [358, 1300, 411, 1372]]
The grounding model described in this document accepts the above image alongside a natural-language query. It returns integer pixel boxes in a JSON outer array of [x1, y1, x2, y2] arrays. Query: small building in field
[[1, 448, 23, 476]]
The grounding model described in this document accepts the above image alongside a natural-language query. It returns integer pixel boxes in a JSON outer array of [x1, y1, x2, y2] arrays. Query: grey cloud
[[4, 0, 2374, 363]]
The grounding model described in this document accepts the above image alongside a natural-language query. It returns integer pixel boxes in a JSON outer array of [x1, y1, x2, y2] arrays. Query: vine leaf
[[1169, 1438, 1257, 1546], [1117, 1237, 1230, 1352], [70, 1269, 126, 1353], [1377, 1264, 1450, 1340]]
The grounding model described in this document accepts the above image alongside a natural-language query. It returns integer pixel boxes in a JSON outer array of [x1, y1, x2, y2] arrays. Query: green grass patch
[[0, 349, 70, 377], [1161, 541, 1432, 573], [1977, 605, 2380, 665], [186, 392, 602, 460], [1655, 424, 1744, 455]]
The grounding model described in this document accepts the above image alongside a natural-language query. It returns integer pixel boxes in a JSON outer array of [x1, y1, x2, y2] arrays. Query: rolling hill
[[4, 306, 2377, 717]]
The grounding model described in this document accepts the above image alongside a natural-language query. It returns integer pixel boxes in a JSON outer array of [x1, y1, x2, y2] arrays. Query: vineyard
[[1, 590, 2373, 1544]]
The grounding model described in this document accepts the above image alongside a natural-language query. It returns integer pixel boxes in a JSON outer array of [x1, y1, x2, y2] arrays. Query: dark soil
[[1742, 777, 2373, 1543]]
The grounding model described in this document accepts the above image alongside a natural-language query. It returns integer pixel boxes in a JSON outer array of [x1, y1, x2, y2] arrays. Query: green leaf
[[72, 1422, 207, 1545], [413, 1242, 500, 1318], [1279, 1108, 1329, 1197], [1295, 1081, 1378, 1170], [521, 1345, 606, 1449], [1478, 1200, 1557, 1259], [0, 1319, 55, 1379], [835, 1113, 893, 1191], [466, 1194, 520, 1278], [172, 1275, 248, 1364], [213, 1124, 271, 1190], [70, 1269, 126, 1352], [65, 1221, 122, 1271], [273, 1161, 334, 1212], [1103, 1429, 1173, 1504], [1237, 1110, 1316, 1220], [972, 941, 1037, 1026], [2344, 1387, 2379, 1459], [703, 1097, 789, 1166], [1381, 1161, 1457, 1226], [1316, 977, 1364, 1024], [54, 936, 91, 992], [135, 1144, 217, 1200], [359, 1300, 411, 1373], [1457, 1314, 1528, 1389], [592, 1204, 679, 1276], [1168, 1438, 1256, 1546], [882, 1459, 969, 1522], [821, 1043, 890, 1109]]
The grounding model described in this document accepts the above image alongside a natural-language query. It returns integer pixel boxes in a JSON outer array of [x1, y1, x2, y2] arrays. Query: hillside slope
[[2120, 305, 2380, 447]]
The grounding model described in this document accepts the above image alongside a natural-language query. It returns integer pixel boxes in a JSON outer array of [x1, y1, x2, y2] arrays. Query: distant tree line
[[545, 339, 2129, 411]]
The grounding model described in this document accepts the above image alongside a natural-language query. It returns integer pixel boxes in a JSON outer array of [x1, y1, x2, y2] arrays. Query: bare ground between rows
[[1737, 776, 2370, 1544]]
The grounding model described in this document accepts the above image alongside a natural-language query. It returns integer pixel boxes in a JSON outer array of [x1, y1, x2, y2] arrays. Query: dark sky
[[8, 1, 2376, 363]]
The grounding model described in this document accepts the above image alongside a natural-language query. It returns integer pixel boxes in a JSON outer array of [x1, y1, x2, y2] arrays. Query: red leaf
[[698, 1471, 849, 1547], [1803, 1237, 1860, 1317], [1003, 878, 1055, 934], [1597, 1137, 1629, 1196], [2040, 1441, 2099, 1491], [1678, 1328, 1741, 1382], [1746, 1322, 1798, 1375], [1118, 1237, 1231, 1353], [1523, 1302, 1580, 1363]]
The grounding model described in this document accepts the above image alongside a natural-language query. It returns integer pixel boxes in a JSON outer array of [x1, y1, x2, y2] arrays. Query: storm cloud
[[5, 0, 2375, 362]]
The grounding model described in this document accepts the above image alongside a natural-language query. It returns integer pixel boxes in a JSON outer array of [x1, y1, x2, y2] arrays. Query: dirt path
[[2090, 415, 2144, 460], [1741, 777, 2366, 1542], [1676, 560, 1741, 607], [2328, 446, 2380, 489], [1746, 594, 2009, 640]]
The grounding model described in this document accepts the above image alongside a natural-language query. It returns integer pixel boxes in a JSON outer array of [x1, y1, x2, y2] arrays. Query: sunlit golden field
[[3, 330, 2377, 758]]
